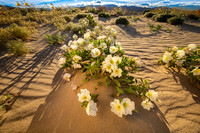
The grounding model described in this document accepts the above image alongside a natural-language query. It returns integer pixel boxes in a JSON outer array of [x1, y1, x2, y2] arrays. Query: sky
[[0, 0, 200, 8]]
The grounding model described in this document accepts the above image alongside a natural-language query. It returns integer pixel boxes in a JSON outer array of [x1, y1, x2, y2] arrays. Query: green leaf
[[125, 87, 135, 94], [113, 79, 121, 87], [116, 87, 124, 96]]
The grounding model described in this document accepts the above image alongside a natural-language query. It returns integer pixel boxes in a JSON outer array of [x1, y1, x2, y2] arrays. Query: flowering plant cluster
[[159, 44, 200, 88], [77, 89, 98, 116], [59, 26, 160, 117]]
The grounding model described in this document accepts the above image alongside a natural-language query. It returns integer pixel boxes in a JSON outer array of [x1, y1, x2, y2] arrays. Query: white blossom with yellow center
[[192, 67, 200, 76], [141, 99, 154, 111], [63, 73, 71, 81], [187, 44, 196, 51], [121, 98, 135, 115], [110, 46, 118, 54], [111, 68, 122, 78], [77, 89, 91, 102], [73, 55, 82, 62], [110, 99, 125, 117], [91, 48, 101, 58], [176, 50, 185, 59], [146, 90, 158, 102]]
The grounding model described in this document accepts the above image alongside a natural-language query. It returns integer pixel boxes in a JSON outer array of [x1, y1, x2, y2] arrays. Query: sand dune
[[0, 15, 200, 133]]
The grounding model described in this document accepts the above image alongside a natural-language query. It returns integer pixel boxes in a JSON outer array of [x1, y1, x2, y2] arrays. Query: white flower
[[84, 32, 91, 40], [113, 56, 122, 64], [71, 84, 78, 90], [86, 100, 98, 116], [132, 57, 142, 67], [105, 26, 112, 31], [111, 68, 122, 78], [73, 55, 82, 62], [73, 34, 78, 40], [91, 48, 101, 58], [99, 43, 107, 50], [110, 46, 118, 54], [172, 46, 178, 51], [97, 35, 106, 41], [73, 63, 82, 69], [111, 28, 117, 36], [84, 43, 94, 51], [141, 99, 154, 111], [77, 89, 91, 102], [115, 42, 121, 47], [188, 44, 197, 51], [176, 50, 185, 59], [70, 44, 78, 50], [60, 45, 68, 51], [102, 63, 113, 73], [192, 67, 200, 76], [68, 40, 73, 46], [121, 98, 135, 115], [146, 90, 158, 102], [77, 38, 85, 45], [63, 73, 71, 81], [162, 52, 172, 63], [58, 57, 65, 66], [110, 99, 125, 117]]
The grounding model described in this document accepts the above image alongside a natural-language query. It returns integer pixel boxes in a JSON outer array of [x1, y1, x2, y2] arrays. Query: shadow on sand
[[0, 45, 61, 110], [166, 67, 200, 103]]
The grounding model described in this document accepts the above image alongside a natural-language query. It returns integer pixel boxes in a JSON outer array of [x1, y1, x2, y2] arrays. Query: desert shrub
[[7, 39, 29, 56], [64, 16, 72, 22], [115, 17, 129, 25], [88, 8, 97, 13], [9, 24, 31, 41], [52, 17, 67, 31], [0, 28, 12, 49], [87, 14, 97, 27], [154, 14, 175, 22], [64, 22, 73, 31], [187, 14, 199, 20], [46, 32, 65, 45], [76, 13, 87, 19], [98, 12, 110, 18], [167, 16, 184, 25], [20, 8, 28, 16], [144, 12, 155, 18], [142, 9, 151, 15]]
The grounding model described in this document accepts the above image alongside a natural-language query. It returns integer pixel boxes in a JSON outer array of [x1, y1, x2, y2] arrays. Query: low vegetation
[[98, 12, 111, 18], [115, 17, 129, 25]]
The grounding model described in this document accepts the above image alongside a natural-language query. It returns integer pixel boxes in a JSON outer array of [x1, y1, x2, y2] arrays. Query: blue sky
[[0, 0, 200, 7]]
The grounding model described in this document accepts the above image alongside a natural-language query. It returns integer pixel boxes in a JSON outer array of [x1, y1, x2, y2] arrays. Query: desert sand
[[0, 15, 200, 133]]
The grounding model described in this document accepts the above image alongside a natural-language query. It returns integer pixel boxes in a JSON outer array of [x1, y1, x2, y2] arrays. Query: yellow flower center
[[106, 65, 111, 70], [115, 69, 119, 74], [145, 101, 149, 105], [112, 48, 116, 51], [123, 102, 128, 108], [147, 92, 152, 97], [194, 69, 200, 74], [116, 105, 121, 111], [65, 77, 69, 80], [110, 59, 114, 64], [95, 52, 99, 56], [83, 96, 87, 100]]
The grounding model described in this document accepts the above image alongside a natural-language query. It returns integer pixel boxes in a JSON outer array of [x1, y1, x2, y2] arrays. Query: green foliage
[[7, 39, 29, 56], [186, 14, 199, 20], [0, 94, 13, 111], [148, 23, 162, 31], [98, 12, 110, 18], [142, 9, 151, 15], [64, 16, 72, 22], [46, 32, 65, 45], [115, 17, 129, 25], [144, 12, 155, 18], [167, 16, 185, 25], [154, 13, 175, 22], [76, 13, 87, 19], [87, 14, 97, 27]]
